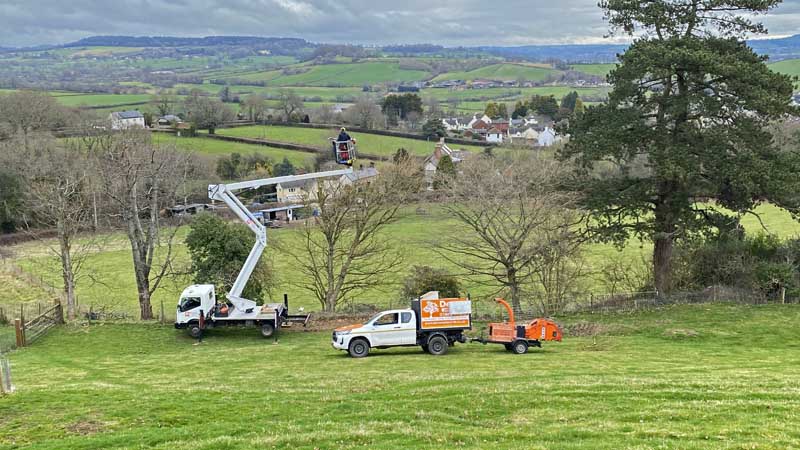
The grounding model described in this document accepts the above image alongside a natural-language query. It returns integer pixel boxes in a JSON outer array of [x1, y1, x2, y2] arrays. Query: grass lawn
[[215, 125, 487, 157], [1, 304, 799, 449]]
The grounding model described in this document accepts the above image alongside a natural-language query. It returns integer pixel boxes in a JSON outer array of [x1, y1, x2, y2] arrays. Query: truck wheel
[[189, 325, 202, 339], [512, 340, 529, 355], [348, 339, 370, 358], [427, 335, 448, 356], [260, 322, 275, 338]]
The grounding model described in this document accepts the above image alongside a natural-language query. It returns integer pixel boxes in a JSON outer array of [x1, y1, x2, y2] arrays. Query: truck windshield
[[179, 297, 201, 312]]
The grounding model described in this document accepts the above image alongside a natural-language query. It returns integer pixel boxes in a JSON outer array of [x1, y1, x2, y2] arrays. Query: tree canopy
[[562, 0, 799, 293]]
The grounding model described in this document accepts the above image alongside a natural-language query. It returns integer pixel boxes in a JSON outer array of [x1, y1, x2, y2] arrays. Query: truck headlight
[[337, 330, 351, 335]]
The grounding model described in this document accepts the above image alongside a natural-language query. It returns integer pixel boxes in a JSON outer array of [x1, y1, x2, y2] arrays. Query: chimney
[[434, 142, 443, 159]]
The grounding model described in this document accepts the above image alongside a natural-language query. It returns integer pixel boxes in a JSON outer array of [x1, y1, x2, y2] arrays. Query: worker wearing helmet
[[337, 127, 351, 143]]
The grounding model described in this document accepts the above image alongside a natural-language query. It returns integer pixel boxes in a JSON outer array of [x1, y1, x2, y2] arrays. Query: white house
[[442, 118, 468, 132], [109, 110, 145, 130], [486, 127, 504, 144], [537, 127, 558, 147]]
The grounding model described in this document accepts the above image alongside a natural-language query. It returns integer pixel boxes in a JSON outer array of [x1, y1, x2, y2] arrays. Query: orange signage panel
[[419, 298, 472, 330]]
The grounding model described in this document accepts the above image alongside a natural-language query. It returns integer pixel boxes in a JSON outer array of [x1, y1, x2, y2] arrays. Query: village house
[[486, 127, 504, 144], [423, 139, 471, 190], [538, 127, 559, 147], [276, 179, 316, 204], [109, 110, 145, 130], [156, 114, 182, 127]]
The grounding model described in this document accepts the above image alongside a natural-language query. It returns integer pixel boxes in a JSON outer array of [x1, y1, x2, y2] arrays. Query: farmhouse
[[109, 110, 145, 130], [276, 179, 316, 203]]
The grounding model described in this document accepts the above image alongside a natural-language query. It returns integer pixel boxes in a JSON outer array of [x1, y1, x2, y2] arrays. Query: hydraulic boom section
[[207, 169, 353, 312]]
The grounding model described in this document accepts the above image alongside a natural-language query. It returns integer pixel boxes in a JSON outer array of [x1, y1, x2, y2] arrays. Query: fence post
[[0, 356, 13, 394], [14, 319, 25, 348], [781, 286, 786, 305], [54, 300, 64, 325]]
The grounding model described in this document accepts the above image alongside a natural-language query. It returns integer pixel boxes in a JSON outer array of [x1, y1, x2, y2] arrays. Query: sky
[[1, 0, 800, 48]]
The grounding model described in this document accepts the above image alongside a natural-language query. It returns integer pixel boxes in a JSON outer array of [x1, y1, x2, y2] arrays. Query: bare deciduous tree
[[277, 89, 304, 122], [439, 156, 581, 313], [344, 95, 383, 129], [3, 135, 95, 319], [90, 130, 196, 320], [286, 159, 420, 311], [183, 91, 234, 134], [242, 94, 267, 122]]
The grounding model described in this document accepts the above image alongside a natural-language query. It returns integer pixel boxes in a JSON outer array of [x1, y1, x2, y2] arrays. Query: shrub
[[401, 266, 461, 300]]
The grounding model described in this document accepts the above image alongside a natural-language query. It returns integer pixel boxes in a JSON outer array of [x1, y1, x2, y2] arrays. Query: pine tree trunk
[[653, 236, 673, 295]]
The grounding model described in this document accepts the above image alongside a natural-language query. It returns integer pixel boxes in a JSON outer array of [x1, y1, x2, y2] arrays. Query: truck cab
[[332, 292, 471, 358], [175, 284, 216, 336]]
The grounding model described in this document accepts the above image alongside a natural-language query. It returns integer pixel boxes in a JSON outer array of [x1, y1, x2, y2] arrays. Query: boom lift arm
[[208, 168, 353, 312]]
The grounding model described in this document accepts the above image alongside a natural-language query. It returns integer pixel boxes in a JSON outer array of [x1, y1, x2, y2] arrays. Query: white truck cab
[[332, 292, 472, 357], [175, 284, 289, 339]]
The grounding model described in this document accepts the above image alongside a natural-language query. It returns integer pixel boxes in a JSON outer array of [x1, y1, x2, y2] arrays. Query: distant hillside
[[65, 35, 311, 49]]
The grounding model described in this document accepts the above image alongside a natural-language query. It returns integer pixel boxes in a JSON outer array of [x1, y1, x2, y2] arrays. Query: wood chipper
[[473, 298, 562, 354]]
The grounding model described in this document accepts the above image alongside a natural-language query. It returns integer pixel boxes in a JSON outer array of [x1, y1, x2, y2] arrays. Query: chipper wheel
[[511, 339, 529, 355]]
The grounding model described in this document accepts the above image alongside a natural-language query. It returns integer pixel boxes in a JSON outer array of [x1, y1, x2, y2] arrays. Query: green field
[[432, 63, 556, 82], [54, 93, 153, 108], [5, 202, 799, 319], [2, 303, 800, 449], [233, 61, 431, 87], [570, 63, 616, 78], [769, 58, 800, 83], [153, 134, 314, 167], [215, 125, 486, 157]]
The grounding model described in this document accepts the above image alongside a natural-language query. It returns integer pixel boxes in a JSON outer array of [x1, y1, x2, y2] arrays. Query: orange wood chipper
[[473, 298, 562, 354]]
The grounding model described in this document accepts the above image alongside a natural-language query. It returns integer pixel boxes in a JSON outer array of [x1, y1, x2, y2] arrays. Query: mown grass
[[54, 94, 153, 108], [215, 125, 487, 157], [1, 304, 799, 449]]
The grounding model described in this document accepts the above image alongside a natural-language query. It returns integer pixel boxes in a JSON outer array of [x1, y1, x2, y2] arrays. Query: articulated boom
[[208, 169, 353, 312]]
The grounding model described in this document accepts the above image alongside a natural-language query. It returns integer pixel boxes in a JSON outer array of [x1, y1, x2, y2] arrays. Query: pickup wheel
[[512, 340, 529, 355], [189, 325, 203, 339], [348, 339, 370, 358], [260, 322, 275, 338], [427, 335, 448, 356]]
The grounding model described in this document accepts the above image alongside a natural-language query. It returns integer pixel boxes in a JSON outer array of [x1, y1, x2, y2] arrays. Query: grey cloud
[[0, 0, 798, 47]]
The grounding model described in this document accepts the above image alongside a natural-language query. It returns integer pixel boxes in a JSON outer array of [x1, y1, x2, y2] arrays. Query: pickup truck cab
[[332, 293, 471, 357]]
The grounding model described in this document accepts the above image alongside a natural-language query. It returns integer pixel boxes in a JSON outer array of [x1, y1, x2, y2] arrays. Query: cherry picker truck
[[175, 138, 358, 339]]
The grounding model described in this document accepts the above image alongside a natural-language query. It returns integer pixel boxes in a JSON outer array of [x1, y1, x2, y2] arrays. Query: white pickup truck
[[332, 292, 472, 357]]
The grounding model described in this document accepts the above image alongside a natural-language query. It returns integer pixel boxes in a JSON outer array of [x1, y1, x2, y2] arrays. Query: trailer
[[473, 298, 563, 354], [331, 292, 472, 357]]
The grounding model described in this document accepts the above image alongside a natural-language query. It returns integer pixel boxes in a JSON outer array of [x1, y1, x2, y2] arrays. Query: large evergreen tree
[[562, 0, 799, 293]]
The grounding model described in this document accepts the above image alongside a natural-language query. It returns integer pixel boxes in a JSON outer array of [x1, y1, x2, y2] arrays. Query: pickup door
[[370, 312, 417, 346]]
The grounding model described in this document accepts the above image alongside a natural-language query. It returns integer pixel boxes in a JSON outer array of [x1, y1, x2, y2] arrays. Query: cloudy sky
[[1, 0, 800, 48]]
